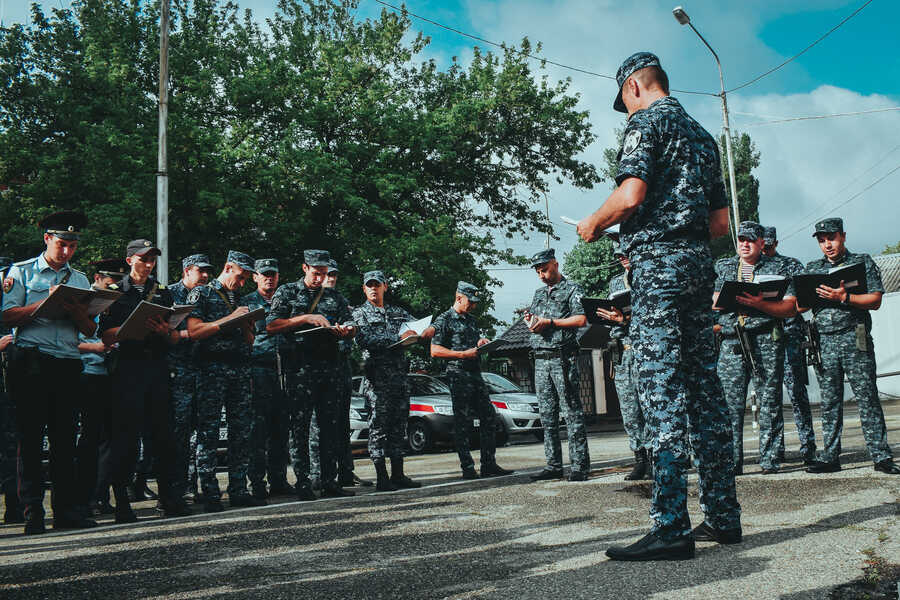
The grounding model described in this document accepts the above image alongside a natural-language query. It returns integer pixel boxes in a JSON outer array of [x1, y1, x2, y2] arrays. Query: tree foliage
[[713, 131, 761, 259], [562, 237, 618, 298], [883, 241, 900, 255], [0, 0, 600, 332]]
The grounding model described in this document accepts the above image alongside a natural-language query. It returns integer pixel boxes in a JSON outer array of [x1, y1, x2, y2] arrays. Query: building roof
[[489, 318, 610, 356], [874, 253, 900, 294]]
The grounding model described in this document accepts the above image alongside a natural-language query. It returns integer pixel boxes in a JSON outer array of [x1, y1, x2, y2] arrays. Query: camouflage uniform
[[608, 271, 647, 452], [527, 275, 590, 474], [168, 278, 199, 496], [431, 306, 497, 472], [616, 93, 741, 541], [308, 340, 355, 484], [188, 277, 254, 501], [244, 288, 290, 492], [267, 278, 353, 489], [352, 301, 415, 460], [804, 249, 891, 465], [714, 251, 792, 472]]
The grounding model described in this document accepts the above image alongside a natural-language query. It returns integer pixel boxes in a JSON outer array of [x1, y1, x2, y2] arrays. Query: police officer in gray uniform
[[0, 255, 21, 524], [800, 218, 900, 474], [431, 282, 514, 479], [2, 211, 99, 534], [577, 53, 741, 560], [524, 249, 591, 481], [714, 221, 799, 476], [762, 226, 817, 464]]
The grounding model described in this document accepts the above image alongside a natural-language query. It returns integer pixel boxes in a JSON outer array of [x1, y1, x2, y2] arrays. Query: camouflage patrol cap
[[226, 250, 256, 273], [614, 52, 662, 113], [813, 218, 844, 237], [457, 281, 480, 303], [529, 248, 556, 268], [327, 259, 339, 274], [612, 242, 626, 257], [762, 226, 777, 246], [737, 221, 764, 241], [40, 210, 87, 241], [363, 270, 386, 285], [0, 257, 12, 271], [303, 249, 331, 267], [255, 258, 279, 274], [183, 253, 213, 271]]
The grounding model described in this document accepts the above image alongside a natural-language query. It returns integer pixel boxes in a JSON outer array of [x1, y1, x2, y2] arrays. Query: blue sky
[[5, 1, 899, 323]]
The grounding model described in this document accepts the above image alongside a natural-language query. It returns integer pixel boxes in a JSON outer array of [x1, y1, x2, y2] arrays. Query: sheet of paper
[[31, 285, 122, 320], [559, 216, 620, 239], [217, 307, 266, 330], [399, 315, 432, 335]]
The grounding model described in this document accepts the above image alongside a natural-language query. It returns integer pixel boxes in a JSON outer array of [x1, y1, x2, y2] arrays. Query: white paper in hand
[[399, 315, 432, 336]]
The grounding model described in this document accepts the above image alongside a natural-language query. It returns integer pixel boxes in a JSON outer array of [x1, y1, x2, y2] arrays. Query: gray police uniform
[[2, 254, 91, 520], [714, 252, 791, 472], [616, 92, 741, 540], [804, 248, 891, 465], [527, 275, 590, 474], [608, 271, 648, 453]]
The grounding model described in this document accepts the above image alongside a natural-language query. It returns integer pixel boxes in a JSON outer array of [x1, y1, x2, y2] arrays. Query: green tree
[[562, 237, 618, 297], [883, 241, 900, 255], [713, 131, 761, 259]]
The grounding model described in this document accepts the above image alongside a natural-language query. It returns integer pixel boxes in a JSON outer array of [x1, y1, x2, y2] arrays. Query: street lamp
[[673, 6, 741, 235]]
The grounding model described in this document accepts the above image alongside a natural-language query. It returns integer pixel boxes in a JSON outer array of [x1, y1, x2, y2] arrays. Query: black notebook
[[582, 291, 632, 325], [713, 276, 790, 313], [794, 262, 868, 309]]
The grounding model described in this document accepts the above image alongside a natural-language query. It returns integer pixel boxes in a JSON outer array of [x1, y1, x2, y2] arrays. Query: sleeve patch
[[2, 277, 12, 294], [623, 129, 642, 155]]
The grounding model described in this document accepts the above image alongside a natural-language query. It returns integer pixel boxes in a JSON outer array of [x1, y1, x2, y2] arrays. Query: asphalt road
[[2, 401, 900, 599]]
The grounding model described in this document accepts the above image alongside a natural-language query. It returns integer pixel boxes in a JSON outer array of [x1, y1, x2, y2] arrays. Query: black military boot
[[374, 459, 398, 492], [390, 457, 421, 489], [130, 475, 158, 501], [23, 506, 46, 535], [2, 484, 24, 524], [113, 485, 138, 524], [624, 449, 648, 481]]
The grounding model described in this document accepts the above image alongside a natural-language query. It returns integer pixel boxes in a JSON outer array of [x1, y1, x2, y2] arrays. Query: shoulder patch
[[187, 287, 203, 303], [13, 258, 35, 267], [623, 129, 642, 155], [2, 277, 13, 294]]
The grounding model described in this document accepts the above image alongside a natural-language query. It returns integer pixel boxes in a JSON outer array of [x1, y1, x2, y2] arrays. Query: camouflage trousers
[[196, 361, 252, 500], [308, 358, 354, 483], [717, 329, 785, 471], [613, 342, 649, 452], [169, 361, 198, 496], [781, 326, 817, 460], [248, 362, 290, 489], [630, 246, 741, 541], [446, 368, 496, 472], [534, 355, 589, 473], [816, 328, 891, 464], [288, 360, 342, 487], [363, 362, 409, 460]]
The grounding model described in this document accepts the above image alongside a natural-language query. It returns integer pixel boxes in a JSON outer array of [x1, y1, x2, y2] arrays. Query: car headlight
[[433, 405, 454, 416], [350, 408, 363, 421], [507, 402, 536, 413]]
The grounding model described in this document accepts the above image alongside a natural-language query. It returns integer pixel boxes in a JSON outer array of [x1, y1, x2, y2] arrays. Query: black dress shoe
[[158, 500, 192, 518], [268, 482, 295, 496], [461, 468, 479, 480], [203, 499, 225, 513], [295, 484, 317, 502], [230, 495, 267, 507], [115, 505, 138, 524], [733, 464, 743, 477], [760, 467, 779, 475], [480, 464, 514, 477], [321, 483, 355, 498], [3, 506, 25, 524], [94, 500, 116, 515], [606, 531, 695, 561], [874, 459, 900, 474], [691, 521, 742, 544], [390, 476, 421, 489], [568, 471, 589, 482], [54, 511, 99, 530], [353, 474, 374, 487], [803, 455, 818, 467], [23, 513, 46, 535], [806, 460, 841, 474], [251, 485, 269, 500], [530, 468, 563, 482]]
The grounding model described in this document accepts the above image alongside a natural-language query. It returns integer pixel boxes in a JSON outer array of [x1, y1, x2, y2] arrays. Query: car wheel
[[407, 419, 432, 454]]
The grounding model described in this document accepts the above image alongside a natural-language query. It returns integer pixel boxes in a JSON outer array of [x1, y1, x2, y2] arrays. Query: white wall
[[872, 292, 900, 397]]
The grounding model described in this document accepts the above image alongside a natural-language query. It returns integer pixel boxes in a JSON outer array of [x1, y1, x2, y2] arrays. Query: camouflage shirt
[[714, 254, 795, 334], [616, 96, 729, 255], [266, 281, 352, 362], [431, 307, 482, 372], [167, 279, 194, 362], [772, 252, 806, 330], [608, 271, 632, 342], [352, 301, 415, 367], [804, 250, 884, 334], [244, 289, 281, 360], [527, 276, 584, 350], [187, 278, 252, 358]]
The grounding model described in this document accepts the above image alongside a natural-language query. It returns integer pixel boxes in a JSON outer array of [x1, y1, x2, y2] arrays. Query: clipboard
[[794, 262, 868, 309], [476, 338, 505, 355], [582, 293, 632, 325], [217, 307, 266, 330], [713, 277, 790, 313], [117, 302, 195, 341], [388, 315, 433, 349], [560, 216, 620, 241], [31, 284, 122, 320]]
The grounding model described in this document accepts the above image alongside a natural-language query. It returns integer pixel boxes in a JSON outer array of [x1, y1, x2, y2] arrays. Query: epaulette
[[70, 266, 86, 276], [13, 257, 36, 267], [158, 283, 166, 289], [108, 283, 119, 291]]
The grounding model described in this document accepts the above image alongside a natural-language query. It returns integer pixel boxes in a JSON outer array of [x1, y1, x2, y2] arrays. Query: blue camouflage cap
[[614, 52, 662, 113], [226, 250, 256, 273], [255, 258, 278, 274], [327, 259, 339, 274], [762, 226, 777, 246], [737, 221, 764, 241], [303, 249, 331, 267], [612, 242, 626, 257], [457, 281, 480, 303], [182, 253, 213, 270], [813, 217, 844, 236], [529, 248, 556, 268], [363, 270, 386, 284]]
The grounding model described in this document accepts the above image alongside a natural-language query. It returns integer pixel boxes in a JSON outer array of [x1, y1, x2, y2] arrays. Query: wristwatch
[[841, 293, 851, 306], [549, 318, 555, 328]]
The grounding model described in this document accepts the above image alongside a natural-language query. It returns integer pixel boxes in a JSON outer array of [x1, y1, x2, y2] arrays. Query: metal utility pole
[[673, 6, 741, 239], [156, 0, 170, 284]]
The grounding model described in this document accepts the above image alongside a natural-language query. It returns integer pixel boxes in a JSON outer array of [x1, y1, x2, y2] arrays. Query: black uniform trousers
[[75, 373, 112, 506]]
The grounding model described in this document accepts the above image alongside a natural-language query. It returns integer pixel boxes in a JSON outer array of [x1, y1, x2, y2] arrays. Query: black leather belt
[[533, 348, 576, 360]]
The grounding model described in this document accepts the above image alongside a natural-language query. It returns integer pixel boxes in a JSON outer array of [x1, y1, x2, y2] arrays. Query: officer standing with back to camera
[[431, 282, 514, 480], [0, 255, 22, 524], [800, 218, 900, 475], [523, 249, 591, 482], [99, 239, 192, 523], [1, 211, 99, 534], [761, 226, 818, 465], [267, 250, 357, 500], [577, 53, 741, 560]]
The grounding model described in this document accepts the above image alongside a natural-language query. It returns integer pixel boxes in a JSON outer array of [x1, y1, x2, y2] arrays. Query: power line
[[373, 0, 717, 97], [726, 0, 875, 94], [739, 106, 900, 127]]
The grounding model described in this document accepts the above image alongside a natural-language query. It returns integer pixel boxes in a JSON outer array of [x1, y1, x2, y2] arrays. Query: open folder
[[30, 284, 122, 320], [713, 275, 790, 313], [217, 307, 266, 330], [116, 302, 195, 341], [793, 262, 868, 309], [388, 315, 433, 349], [582, 291, 632, 325]]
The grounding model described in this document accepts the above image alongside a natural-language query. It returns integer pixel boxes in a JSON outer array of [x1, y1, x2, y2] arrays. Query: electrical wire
[[740, 106, 900, 127], [726, 0, 875, 94]]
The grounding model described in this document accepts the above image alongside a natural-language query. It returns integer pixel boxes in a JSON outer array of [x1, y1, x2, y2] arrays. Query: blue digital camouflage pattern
[[526, 277, 584, 350], [714, 254, 795, 333], [613, 51, 661, 112], [187, 279, 252, 358], [167, 279, 198, 495], [309, 354, 355, 481], [615, 97, 729, 256], [431, 307, 481, 372], [803, 251, 884, 333], [607, 272, 632, 345], [608, 272, 647, 451], [813, 218, 843, 235], [244, 290, 281, 360], [266, 282, 353, 360]]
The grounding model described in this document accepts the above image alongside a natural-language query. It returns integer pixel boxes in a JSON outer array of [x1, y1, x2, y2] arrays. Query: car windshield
[[481, 372, 523, 393], [409, 375, 450, 396]]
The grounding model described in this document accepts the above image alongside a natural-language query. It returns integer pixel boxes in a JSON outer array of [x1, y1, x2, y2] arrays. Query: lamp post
[[673, 6, 741, 235], [157, 0, 170, 284]]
